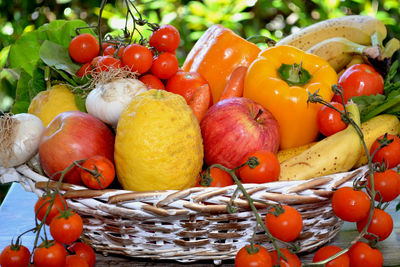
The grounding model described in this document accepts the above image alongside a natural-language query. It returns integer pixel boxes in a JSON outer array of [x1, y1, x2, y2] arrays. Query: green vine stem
[[207, 161, 299, 262], [28, 159, 85, 265], [302, 88, 380, 266]]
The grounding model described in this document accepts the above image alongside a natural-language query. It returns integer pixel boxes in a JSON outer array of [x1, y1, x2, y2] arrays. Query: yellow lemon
[[28, 84, 79, 127], [115, 89, 204, 191]]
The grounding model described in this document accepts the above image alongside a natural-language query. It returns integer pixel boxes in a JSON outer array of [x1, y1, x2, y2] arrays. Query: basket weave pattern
[[0, 162, 369, 262]]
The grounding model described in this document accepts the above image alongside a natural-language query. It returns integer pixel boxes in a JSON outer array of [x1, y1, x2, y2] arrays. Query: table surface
[[0, 182, 399, 267]]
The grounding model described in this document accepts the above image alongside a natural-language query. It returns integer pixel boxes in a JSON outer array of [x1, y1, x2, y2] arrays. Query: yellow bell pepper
[[243, 45, 338, 149]]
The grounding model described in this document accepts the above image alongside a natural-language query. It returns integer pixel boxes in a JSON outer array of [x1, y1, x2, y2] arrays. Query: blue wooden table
[[1, 182, 399, 266]]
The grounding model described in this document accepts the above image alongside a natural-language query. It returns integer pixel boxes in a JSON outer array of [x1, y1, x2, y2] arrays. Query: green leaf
[[8, 31, 42, 76], [11, 70, 32, 114], [58, 20, 97, 47], [39, 40, 82, 75], [74, 94, 87, 113], [351, 94, 386, 122], [28, 63, 47, 99]]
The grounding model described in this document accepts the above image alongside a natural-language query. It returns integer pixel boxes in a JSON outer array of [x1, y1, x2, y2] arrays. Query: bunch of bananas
[[276, 15, 400, 75], [274, 15, 400, 181]]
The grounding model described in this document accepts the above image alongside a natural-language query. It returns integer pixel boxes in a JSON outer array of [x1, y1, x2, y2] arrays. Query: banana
[[354, 114, 400, 167], [277, 142, 316, 163], [279, 103, 363, 181], [276, 15, 387, 51], [307, 37, 370, 72], [337, 55, 365, 77]]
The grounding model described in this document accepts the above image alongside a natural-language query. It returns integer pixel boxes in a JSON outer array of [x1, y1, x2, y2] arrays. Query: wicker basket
[[0, 157, 369, 264]]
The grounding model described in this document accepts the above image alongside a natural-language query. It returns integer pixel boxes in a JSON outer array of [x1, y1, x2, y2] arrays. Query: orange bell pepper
[[243, 45, 338, 149], [182, 25, 260, 104]]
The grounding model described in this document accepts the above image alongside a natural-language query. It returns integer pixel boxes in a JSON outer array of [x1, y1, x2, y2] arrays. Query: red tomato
[[139, 74, 165, 90], [197, 167, 234, 187], [331, 187, 370, 222], [76, 62, 92, 77], [265, 205, 303, 242], [238, 150, 280, 184], [65, 255, 89, 267], [69, 33, 100, 64], [50, 211, 83, 245], [333, 64, 384, 103], [356, 208, 393, 241], [33, 241, 67, 267], [149, 24, 180, 53], [235, 245, 272, 267], [34, 194, 68, 225], [122, 44, 153, 75], [0, 244, 31, 267], [270, 248, 301, 267], [103, 45, 116, 56], [116, 45, 125, 58], [80, 155, 115, 189], [95, 56, 122, 72], [166, 71, 211, 106], [317, 102, 347, 136], [312, 245, 350, 267], [367, 169, 400, 202], [151, 52, 179, 80], [348, 241, 383, 267], [68, 242, 96, 267], [370, 134, 400, 168]]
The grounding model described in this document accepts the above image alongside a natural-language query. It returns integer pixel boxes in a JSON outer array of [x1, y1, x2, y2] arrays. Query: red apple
[[200, 97, 280, 169], [39, 111, 115, 185]]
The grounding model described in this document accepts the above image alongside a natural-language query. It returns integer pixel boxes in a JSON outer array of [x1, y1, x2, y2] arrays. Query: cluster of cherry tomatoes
[[0, 193, 95, 267], [69, 24, 181, 90]]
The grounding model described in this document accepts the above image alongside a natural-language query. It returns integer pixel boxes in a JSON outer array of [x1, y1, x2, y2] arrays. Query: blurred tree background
[[0, 0, 400, 113]]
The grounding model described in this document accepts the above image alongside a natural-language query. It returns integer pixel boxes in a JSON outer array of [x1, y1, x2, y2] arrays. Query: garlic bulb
[[85, 78, 148, 128], [0, 113, 45, 168]]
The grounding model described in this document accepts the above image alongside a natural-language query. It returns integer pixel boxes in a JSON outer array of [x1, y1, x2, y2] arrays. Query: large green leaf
[[39, 40, 82, 76], [8, 31, 42, 76], [11, 70, 32, 114]]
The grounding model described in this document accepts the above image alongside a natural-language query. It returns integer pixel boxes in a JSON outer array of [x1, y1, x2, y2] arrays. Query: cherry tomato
[[317, 102, 347, 136], [238, 150, 280, 184], [331, 187, 370, 222], [34, 194, 68, 225], [356, 208, 393, 241], [101, 42, 113, 51], [80, 155, 115, 189], [122, 44, 153, 75], [95, 56, 122, 72], [50, 211, 83, 245], [197, 167, 234, 187], [235, 245, 272, 267], [76, 62, 92, 77], [69, 33, 100, 64], [33, 241, 67, 267], [65, 255, 89, 267], [370, 134, 400, 169], [68, 242, 96, 267], [348, 241, 383, 267], [265, 205, 303, 242], [270, 248, 301, 267], [139, 74, 165, 90], [151, 52, 179, 80], [0, 244, 31, 267], [149, 24, 180, 53], [103, 45, 116, 56], [333, 64, 384, 103], [312, 245, 350, 267], [367, 169, 400, 202], [166, 71, 211, 106], [116, 45, 125, 59]]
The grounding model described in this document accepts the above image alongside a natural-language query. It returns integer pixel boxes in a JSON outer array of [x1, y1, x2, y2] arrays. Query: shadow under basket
[[0, 161, 369, 264]]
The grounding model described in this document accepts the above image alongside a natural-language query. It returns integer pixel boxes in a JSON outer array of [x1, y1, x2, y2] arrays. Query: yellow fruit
[[115, 89, 204, 191], [28, 84, 79, 127]]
